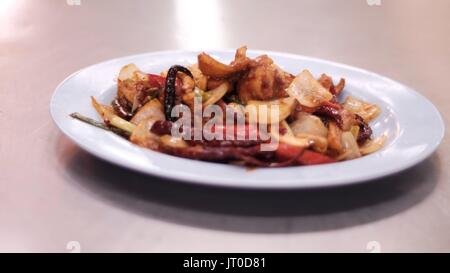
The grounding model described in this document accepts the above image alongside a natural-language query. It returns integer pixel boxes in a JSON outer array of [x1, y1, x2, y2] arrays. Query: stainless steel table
[[1, 0, 449, 252]]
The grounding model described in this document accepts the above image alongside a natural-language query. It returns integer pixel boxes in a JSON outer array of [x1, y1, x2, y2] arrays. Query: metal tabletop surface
[[1, 0, 449, 252]]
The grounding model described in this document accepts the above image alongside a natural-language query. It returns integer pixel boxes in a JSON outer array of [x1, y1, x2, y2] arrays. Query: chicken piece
[[237, 55, 294, 104], [198, 46, 250, 78]]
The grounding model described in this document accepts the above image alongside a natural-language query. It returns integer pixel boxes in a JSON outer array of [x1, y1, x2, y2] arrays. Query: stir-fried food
[[71, 47, 385, 167]]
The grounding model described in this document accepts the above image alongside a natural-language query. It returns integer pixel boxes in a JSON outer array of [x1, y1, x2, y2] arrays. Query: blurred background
[[0, 0, 449, 252], [1, 0, 449, 120]]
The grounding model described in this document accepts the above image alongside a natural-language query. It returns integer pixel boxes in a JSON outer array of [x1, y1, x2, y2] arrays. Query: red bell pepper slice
[[275, 143, 336, 165], [147, 74, 166, 88]]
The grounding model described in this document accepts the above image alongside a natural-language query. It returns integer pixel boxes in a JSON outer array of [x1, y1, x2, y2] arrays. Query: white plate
[[50, 50, 445, 189]]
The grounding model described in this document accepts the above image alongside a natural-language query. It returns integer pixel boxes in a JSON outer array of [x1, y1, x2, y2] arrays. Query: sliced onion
[[183, 83, 230, 108], [286, 69, 333, 108], [189, 64, 208, 90], [159, 135, 189, 149], [290, 112, 328, 138], [271, 131, 311, 148], [343, 96, 381, 122], [202, 82, 230, 107], [91, 96, 136, 134], [336, 132, 361, 160], [118, 64, 146, 81], [295, 133, 328, 153], [280, 120, 294, 136], [227, 102, 245, 113], [350, 125, 360, 140], [245, 97, 296, 124], [130, 118, 160, 150], [271, 122, 327, 152], [327, 121, 343, 152], [182, 87, 203, 107], [360, 134, 387, 155], [130, 99, 165, 125]]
